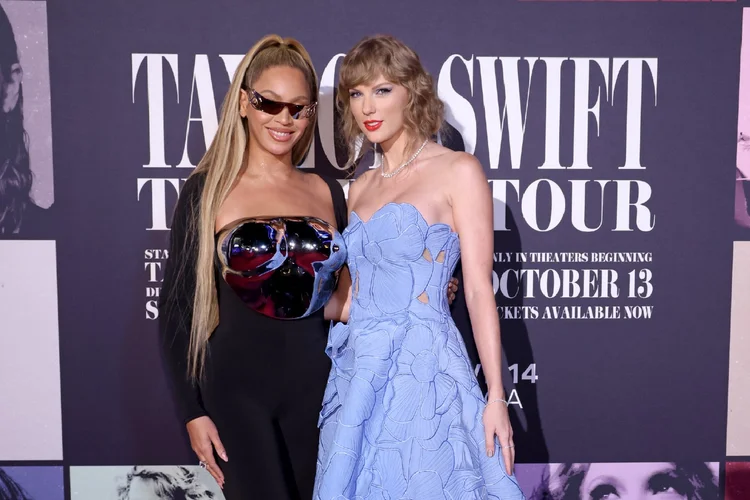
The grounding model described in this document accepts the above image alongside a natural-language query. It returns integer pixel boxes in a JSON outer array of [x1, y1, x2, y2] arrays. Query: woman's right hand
[[186, 416, 228, 489]]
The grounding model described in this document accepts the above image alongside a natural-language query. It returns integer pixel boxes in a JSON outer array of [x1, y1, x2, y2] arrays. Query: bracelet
[[485, 398, 508, 409]]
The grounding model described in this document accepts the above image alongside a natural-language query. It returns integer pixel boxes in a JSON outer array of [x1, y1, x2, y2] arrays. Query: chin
[[269, 145, 296, 158], [261, 137, 298, 157], [361, 129, 392, 145]]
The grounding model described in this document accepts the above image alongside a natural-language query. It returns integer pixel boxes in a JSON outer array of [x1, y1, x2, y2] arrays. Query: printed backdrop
[[1, 0, 749, 498]]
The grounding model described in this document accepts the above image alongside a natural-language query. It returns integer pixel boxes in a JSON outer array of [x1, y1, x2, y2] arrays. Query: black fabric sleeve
[[158, 172, 209, 425], [321, 176, 349, 232]]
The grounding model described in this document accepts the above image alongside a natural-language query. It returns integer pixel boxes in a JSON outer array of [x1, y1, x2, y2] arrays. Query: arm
[[323, 174, 356, 323], [449, 154, 515, 473], [158, 174, 208, 424], [450, 155, 503, 399], [324, 266, 352, 322], [159, 173, 227, 487], [323, 173, 368, 323]]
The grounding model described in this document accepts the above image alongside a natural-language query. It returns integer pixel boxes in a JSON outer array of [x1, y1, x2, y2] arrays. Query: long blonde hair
[[337, 34, 444, 168], [185, 35, 318, 379]]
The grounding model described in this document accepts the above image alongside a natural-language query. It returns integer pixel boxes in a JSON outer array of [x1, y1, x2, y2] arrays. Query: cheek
[[248, 111, 271, 133], [295, 118, 310, 135], [251, 109, 269, 125], [384, 99, 406, 124], [350, 101, 365, 120]]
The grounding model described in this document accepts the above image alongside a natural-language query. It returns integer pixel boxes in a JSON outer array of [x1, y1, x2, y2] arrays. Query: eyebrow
[[256, 89, 310, 103], [351, 80, 392, 90]]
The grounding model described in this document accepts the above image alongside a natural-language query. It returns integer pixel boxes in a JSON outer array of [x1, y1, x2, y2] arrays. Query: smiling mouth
[[267, 128, 294, 142], [364, 120, 382, 131]]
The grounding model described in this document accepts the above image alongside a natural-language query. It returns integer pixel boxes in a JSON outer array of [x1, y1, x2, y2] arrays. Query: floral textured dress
[[314, 203, 525, 500]]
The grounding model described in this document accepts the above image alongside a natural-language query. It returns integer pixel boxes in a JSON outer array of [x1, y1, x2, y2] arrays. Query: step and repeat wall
[[1, 0, 750, 498]]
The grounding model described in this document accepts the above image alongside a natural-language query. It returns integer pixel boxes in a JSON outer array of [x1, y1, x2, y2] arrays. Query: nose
[[361, 94, 375, 116], [275, 106, 293, 126]]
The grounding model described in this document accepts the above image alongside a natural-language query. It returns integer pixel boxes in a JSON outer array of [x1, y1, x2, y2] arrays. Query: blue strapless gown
[[314, 203, 525, 500]]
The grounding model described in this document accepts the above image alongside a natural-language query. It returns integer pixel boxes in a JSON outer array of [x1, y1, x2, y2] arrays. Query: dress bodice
[[343, 203, 460, 323]]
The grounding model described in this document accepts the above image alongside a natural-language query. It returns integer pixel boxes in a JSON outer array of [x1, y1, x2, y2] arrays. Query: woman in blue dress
[[315, 35, 526, 499]]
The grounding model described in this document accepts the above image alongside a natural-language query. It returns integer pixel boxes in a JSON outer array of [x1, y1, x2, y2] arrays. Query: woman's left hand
[[483, 397, 515, 476], [447, 277, 459, 304]]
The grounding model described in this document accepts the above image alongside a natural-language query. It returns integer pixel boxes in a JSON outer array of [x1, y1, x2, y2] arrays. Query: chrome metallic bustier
[[217, 216, 346, 320]]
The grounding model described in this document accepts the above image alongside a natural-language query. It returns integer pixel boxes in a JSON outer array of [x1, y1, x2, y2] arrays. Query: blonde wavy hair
[[184, 35, 318, 379], [337, 34, 444, 168]]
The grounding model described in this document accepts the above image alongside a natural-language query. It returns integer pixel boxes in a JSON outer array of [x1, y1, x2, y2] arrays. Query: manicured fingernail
[[221, 452, 228, 461], [487, 449, 493, 457]]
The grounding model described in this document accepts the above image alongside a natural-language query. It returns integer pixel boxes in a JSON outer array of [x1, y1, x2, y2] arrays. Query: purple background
[[19, 0, 741, 484], [1, 467, 64, 499]]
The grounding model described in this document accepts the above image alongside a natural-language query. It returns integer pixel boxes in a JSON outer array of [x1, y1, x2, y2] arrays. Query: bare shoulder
[[447, 151, 484, 178], [349, 168, 376, 205], [301, 171, 337, 198], [353, 167, 377, 184], [436, 152, 489, 210], [428, 149, 486, 187], [301, 170, 327, 187]]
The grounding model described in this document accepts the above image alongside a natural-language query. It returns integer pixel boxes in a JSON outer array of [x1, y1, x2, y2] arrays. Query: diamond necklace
[[380, 139, 429, 178]]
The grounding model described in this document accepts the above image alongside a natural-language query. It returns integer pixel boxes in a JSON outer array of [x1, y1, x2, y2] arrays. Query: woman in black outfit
[[159, 35, 350, 499]]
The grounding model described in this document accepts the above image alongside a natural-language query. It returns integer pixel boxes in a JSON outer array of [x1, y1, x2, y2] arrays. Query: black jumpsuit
[[159, 172, 348, 499]]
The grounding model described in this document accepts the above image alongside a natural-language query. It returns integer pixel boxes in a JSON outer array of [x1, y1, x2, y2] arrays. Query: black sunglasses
[[242, 85, 317, 120]]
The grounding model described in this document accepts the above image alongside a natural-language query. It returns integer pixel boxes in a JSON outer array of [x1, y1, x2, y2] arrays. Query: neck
[[380, 128, 415, 174], [242, 140, 296, 180]]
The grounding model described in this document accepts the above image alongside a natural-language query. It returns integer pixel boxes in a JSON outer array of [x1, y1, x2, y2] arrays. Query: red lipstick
[[364, 120, 382, 132]]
